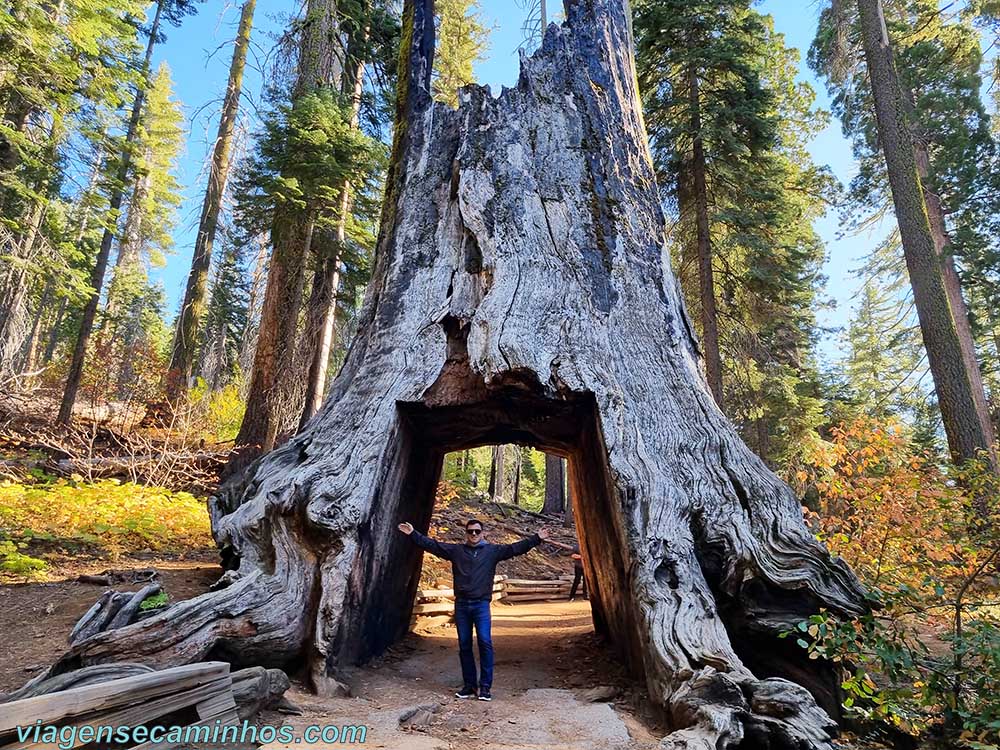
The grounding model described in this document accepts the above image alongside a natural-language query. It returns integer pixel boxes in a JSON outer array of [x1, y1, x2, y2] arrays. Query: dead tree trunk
[[42, 3, 866, 747]]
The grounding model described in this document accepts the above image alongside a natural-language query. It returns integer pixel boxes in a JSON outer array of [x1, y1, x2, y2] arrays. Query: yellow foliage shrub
[[0, 479, 212, 556]]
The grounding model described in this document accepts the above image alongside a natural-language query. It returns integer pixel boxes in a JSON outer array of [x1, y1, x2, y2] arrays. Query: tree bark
[[57, 0, 164, 425], [542, 453, 565, 515], [688, 64, 723, 407], [299, 20, 369, 429], [42, 3, 866, 747], [856, 0, 997, 472], [488, 444, 505, 502], [910, 139, 994, 462], [167, 0, 256, 399], [167, 0, 257, 399], [234, 0, 341, 455], [511, 447, 522, 506]]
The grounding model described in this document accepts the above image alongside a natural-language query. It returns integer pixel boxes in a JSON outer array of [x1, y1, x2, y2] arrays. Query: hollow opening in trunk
[[327, 389, 645, 685]]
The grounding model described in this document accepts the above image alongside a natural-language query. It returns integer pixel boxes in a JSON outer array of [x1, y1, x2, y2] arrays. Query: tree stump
[[43, 2, 867, 747]]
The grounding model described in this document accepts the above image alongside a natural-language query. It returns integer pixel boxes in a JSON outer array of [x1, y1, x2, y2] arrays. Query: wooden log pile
[[0, 662, 240, 750], [501, 575, 575, 602], [410, 575, 577, 627]]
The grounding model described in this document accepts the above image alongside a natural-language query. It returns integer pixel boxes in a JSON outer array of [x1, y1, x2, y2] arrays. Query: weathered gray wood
[[230, 666, 290, 720], [35, 1, 867, 747], [1, 664, 155, 703], [68, 591, 132, 645], [107, 584, 162, 630], [0, 662, 230, 732], [7, 678, 232, 750], [503, 579, 569, 587]]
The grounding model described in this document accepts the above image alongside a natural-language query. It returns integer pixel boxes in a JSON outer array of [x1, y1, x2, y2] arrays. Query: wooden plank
[[0, 662, 230, 733], [5, 678, 233, 750], [416, 582, 503, 601], [412, 602, 454, 615], [503, 593, 568, 602], [126, 695, 238, 750], [416, 587, 454, 599], [504, 578, 565, 589]]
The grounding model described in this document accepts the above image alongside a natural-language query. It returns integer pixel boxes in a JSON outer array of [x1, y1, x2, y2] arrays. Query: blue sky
[[152, 0, 879, 363]]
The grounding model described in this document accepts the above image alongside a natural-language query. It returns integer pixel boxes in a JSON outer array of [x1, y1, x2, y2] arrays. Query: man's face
[[465, 524, 484, 544]]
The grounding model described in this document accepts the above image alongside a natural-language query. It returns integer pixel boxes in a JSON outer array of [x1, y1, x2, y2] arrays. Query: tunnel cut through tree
[[38, 2, 867, 747]]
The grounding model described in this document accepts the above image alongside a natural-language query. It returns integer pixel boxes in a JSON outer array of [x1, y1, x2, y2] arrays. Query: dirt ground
[[0, 552, 219, 694], [0, 552, 665, 749], [0, 559, 898, 750], [262, 599, 667, 750]]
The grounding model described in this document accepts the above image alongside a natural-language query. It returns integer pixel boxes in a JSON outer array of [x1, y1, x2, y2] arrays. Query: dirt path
[[1, 565, 666, 748], [264, 600, 665, 750]]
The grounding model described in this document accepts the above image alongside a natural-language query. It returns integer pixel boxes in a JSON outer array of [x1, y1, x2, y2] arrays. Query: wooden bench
[[0, 662, 239, 750]]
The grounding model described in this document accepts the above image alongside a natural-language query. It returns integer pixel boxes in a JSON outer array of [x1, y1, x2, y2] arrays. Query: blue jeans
[[454, 599, 493, 691]]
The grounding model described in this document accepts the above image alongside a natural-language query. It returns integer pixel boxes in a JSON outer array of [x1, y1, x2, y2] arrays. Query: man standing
[[569, 543, 587, 601], [398, 518, 550, 701]]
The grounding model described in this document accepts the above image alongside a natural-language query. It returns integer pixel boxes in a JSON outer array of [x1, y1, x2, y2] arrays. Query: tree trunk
[[0, 197, 46, 362], [42, 296, 67, 364], [57, 0, 164, 425], [511, 448, 522, 506], [299, 21, 369, 429], [18, 279, 52, 374], [856, 0, 998, 472], [167, 0, 256, 399], [542, 453, 565, 515], [910, 139, 995, 462], [488, 444, 505, 502], [234, 0, 341, 455], [688, 64, 723, 406], [42, 4, 866, 747]]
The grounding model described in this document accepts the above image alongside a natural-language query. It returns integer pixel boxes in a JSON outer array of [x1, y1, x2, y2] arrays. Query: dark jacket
[[409, 530, 542, 601]]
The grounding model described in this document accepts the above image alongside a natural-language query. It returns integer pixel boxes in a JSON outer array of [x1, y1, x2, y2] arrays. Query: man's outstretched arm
[[497, 527, 551, 560], [398, 521, 454, 560]]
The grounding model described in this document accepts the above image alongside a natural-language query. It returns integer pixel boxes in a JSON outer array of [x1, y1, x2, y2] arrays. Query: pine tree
[[234, 0, 394, 456], [99, 62, 184, 395], [0, 0, 143, 382], [167, 0, 256, 398], [57, 0, 201, 424], [432, 0, 490, 107], [635, 2, 835, 464], [829, 0, 998, 471], [197, 229, 250, 391]]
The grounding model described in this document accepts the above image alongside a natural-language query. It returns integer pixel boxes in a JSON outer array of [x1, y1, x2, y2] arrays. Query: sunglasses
[[466, 528, 483, 536]]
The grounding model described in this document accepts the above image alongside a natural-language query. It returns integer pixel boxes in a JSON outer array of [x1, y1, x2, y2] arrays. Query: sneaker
[[478, 689, 492, 701], [455, 686, 477, 699]]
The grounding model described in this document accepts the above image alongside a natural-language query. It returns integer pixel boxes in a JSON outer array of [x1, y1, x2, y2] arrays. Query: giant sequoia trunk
[[43, 2, 866, 747]]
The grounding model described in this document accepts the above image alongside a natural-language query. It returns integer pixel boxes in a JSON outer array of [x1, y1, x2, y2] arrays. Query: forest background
[[5, 0, 1000, 746]]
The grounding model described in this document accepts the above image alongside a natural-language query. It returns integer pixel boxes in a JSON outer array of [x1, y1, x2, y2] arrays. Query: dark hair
[[465, 518, 484, 530]]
